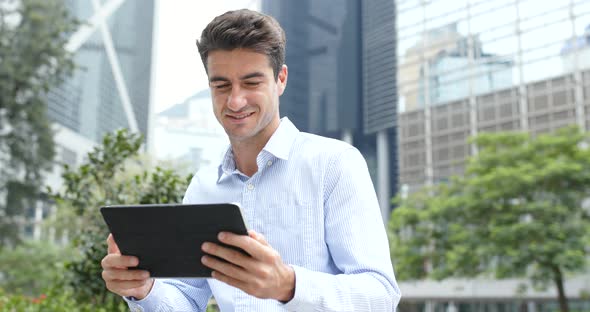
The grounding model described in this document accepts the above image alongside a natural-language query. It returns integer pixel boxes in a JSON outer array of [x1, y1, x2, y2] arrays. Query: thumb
[[107, 233, 121, 254]]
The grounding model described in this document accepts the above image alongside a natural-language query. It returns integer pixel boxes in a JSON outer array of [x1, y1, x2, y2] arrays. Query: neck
[[230, 118, 280, 177], [231, 140, 265, 177]]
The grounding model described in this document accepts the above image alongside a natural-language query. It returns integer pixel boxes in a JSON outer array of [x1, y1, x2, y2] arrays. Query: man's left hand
[[201, 230, 295, 302]]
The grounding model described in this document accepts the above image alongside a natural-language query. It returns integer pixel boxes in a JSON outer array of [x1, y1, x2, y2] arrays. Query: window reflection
[[396, 0, 590, 112]]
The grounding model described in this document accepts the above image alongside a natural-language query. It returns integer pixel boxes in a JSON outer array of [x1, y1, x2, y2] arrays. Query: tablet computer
[[100, 203, 249, 278]]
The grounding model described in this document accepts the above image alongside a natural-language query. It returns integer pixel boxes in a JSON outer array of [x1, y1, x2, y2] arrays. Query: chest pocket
[[263, 201, 312, 267]]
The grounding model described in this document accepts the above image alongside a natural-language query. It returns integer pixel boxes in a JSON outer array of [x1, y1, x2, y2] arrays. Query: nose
[[226, 86, 247, 111]]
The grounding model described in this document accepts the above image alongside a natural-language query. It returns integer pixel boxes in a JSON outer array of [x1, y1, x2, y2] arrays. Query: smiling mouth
[[227, 112, 255, 120]]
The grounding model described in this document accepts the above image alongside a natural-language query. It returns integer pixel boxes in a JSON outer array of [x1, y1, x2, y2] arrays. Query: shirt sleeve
[[124, 278, 212, 312], [282, 147, 401, 311]]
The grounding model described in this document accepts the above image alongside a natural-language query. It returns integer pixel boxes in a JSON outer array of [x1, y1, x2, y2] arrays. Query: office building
[[262, 0, 398, 220], [47, 0, 155, 143], [396, 0, 590, 191], [45, 0, 155, 188], [396, 0, 590, 310], [23, 0, 156, 240]]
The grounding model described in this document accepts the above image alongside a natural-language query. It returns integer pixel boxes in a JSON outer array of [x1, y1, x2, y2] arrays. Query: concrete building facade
[[396, 0, 590, 310]]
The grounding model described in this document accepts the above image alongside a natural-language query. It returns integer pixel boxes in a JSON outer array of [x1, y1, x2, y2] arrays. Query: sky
[[152, 0, 259, 114]]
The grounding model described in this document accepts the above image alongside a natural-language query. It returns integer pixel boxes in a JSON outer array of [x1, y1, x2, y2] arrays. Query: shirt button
[[247, 184, 254, 190], [267, 160, 273, 167]]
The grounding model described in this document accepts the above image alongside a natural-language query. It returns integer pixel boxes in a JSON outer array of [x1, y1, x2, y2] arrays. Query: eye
[[245, 81, 261, 86], [214, 84, 230, 89]]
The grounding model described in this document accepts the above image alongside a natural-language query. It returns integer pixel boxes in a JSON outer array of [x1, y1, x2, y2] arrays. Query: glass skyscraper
[[262, 0, 398, 220], [25, 0, 155, 241], [47, 0, 155, 143], [397, 0, 590, 192]]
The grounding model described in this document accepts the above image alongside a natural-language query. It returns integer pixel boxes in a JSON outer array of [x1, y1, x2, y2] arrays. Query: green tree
[[390, 126, 590, 312], [50, 129, 192, 307], [0, 0, 78, 246]]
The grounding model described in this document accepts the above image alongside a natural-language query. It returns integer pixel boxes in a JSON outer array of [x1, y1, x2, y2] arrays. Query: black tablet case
[[100, 203, 249, 278]]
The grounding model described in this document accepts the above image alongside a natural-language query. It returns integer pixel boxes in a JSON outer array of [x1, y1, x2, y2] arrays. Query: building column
[[48, 204, 56, 243], [466, 1, 479, 156], [420, 1, 434, 186], [33, 200, 43, 240], [516, 0, 529, 131], [377, 130, 390, 222], [341, 129, 353, 145], [146, 0, 160, 155], [447, 301, 458, 312], [425, 301, 435, 312], [61, 229, 69, 246], [570, 0, 586, 130], [424, 106, 434, 186], [528, 301, 538, 312]]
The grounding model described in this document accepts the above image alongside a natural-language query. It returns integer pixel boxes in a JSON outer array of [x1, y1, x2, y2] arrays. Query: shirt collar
[[217, 117, 299, 183], [262, 117, 299, 161], [218, 147, 236, 183]]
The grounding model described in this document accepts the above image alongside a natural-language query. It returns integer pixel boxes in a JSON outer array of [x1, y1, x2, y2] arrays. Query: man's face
[[207, 48, 287, 143]]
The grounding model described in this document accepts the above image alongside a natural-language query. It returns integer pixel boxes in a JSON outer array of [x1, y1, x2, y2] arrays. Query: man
[[101, 9, 400, 311]]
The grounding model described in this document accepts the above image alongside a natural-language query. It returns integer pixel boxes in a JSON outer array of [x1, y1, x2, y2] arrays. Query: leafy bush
[[1, 129, 194, 310], [50, 129, 192, 306], [0, 240, 75, 296], [0, 287, 126, 312]]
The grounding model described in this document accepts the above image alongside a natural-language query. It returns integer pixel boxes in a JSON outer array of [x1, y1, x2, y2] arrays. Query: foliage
[[0, 287, 127, 312], [0, 240, 75, 296], [49, 128, 192, 306], [207, 302, 220, 312], [0, 0, 78, 246], [389, 184, 461, 281], [389, 126, 590, 312]]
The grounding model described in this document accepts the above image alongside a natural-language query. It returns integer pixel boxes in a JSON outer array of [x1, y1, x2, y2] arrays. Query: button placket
[[242, 176, 258, 228]]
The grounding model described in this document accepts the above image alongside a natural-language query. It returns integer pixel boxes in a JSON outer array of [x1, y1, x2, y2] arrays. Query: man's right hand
[[101, 233, 154, 299]]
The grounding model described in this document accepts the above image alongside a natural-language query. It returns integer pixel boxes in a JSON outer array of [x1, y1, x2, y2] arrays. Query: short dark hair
[[196, 9, 286, 80]]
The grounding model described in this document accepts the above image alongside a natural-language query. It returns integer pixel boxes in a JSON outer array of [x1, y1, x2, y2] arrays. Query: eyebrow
[[209, 72, 266, 83], [240, 72, 265, 80]]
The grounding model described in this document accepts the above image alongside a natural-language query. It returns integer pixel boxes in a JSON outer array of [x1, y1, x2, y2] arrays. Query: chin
[[227, 128, 256, 140], [229, 134, 256, 142]]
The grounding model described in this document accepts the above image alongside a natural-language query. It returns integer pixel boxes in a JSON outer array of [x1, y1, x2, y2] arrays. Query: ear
[[276, 65, 288, 96]]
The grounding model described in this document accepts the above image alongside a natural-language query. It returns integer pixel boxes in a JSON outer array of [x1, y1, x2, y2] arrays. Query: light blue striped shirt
[[126, 118, 400, 311]]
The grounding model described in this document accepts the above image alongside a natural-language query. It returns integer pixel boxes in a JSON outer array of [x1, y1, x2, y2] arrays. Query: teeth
[[233, 113, 251, 119]]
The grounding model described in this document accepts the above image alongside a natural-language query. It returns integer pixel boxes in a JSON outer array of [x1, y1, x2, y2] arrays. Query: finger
[[202, 242, 257, 270], [201, 255, 251, 283], [210, 270, 249, 293], [108, 278, 155, 299], [107, 279, 150, 291], [248, 230, 269, 246], [102, 268, 150, 282], [218, 232, 268, 260], [107, 234, 120, 254], [101, 254, 140, 269]]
